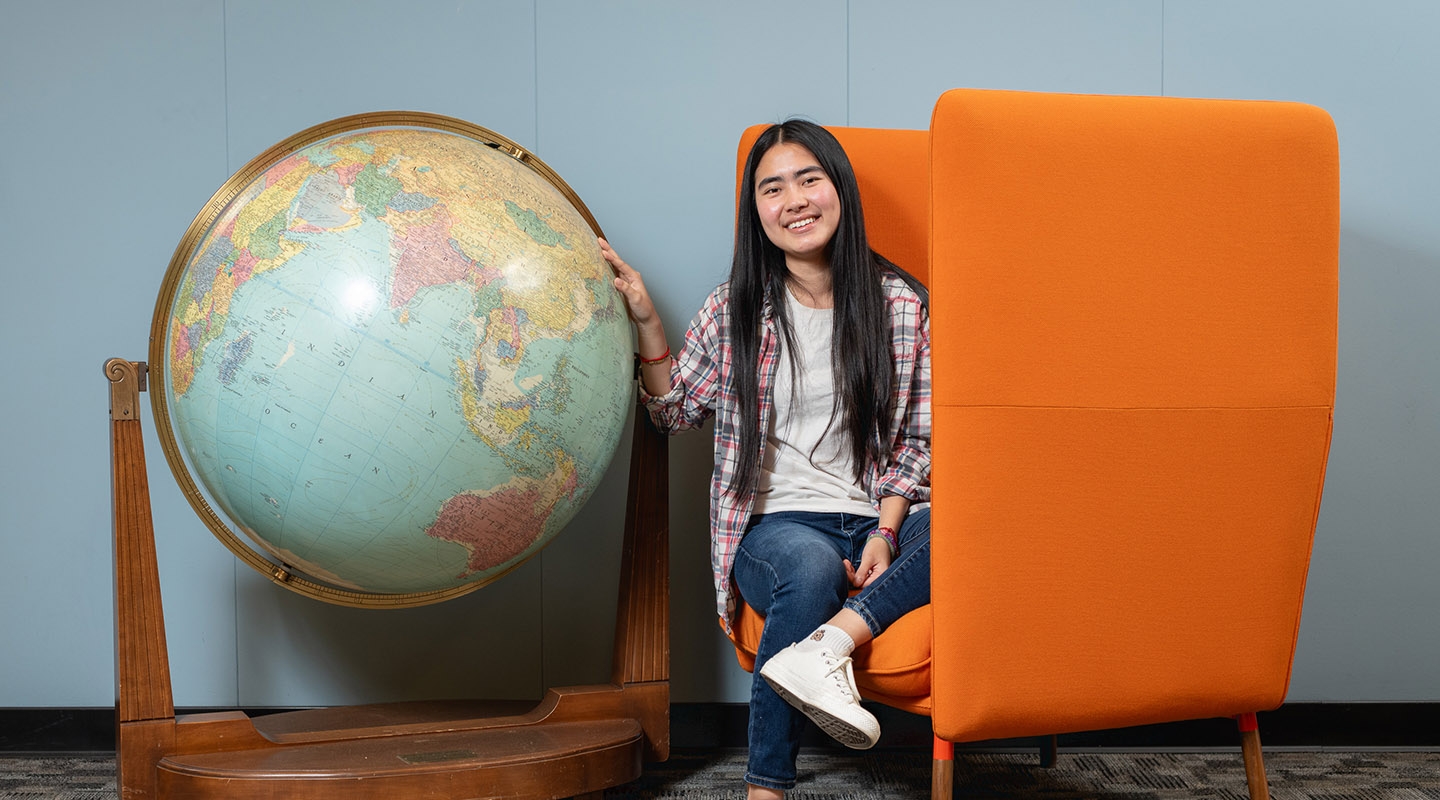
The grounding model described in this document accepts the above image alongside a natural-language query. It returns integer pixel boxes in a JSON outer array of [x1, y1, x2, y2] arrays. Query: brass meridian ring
[[147, 112, 607, 608]]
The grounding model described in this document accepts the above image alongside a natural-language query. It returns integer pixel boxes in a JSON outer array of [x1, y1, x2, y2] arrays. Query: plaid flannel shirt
[[641, 273, 931, 631]]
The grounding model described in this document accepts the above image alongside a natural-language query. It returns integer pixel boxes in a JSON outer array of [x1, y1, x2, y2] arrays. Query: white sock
[[795, 624, 856, 657]]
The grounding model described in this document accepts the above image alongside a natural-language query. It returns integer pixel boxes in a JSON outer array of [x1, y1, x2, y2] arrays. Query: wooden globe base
[[107, 358, 670, 800]]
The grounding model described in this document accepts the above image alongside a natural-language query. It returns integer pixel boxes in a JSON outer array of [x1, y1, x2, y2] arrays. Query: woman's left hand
[[844, 536, 893, 589]]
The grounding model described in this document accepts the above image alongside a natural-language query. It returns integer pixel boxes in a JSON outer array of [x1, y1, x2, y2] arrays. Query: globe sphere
[[150, 114, 633, 605]]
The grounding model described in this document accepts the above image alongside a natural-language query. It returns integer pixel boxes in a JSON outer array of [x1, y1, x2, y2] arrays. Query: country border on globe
[[148, 112, 635, 608]]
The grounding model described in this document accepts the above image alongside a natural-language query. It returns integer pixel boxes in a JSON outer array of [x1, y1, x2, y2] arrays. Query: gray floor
[[3, 749, 1439, 798]]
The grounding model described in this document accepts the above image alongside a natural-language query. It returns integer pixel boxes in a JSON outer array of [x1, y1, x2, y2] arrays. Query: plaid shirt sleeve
[[873, 283, 932, 502], [641, 284, 727, 433]]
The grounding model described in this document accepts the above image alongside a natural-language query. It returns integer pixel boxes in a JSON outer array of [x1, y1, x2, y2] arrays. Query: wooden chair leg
[[1039, 733, 1059, 768], [932, 734, 954, 800], [1236, 713, 1270, 800]]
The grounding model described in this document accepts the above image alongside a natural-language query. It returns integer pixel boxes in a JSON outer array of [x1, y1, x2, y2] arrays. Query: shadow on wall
[[1332, 228, 1440, 442], [663, 417, 748, 703], [1245, 226, 1440, 701], [1324, 226, 1440, 539], [230, 559, 549, 707]]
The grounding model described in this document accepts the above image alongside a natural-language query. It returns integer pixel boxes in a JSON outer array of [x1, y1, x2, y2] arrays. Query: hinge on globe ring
[[484, 141, 528, 162], [273, 565, 292, 583]]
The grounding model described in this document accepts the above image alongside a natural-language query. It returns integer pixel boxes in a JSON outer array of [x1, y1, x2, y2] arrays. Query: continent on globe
[[426, 450, 580, 576]]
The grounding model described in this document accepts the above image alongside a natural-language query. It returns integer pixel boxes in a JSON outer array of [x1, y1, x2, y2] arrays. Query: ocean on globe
[[153, 116, 633, 602]]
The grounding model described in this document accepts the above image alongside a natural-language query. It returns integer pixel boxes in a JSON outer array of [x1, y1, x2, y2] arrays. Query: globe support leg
[[108, 359, 179, 800]]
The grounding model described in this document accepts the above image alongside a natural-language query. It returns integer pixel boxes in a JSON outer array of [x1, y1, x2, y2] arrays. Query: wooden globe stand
[[106, 358, 669, 800]]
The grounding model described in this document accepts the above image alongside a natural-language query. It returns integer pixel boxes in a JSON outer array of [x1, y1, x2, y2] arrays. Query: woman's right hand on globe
[[599, 238, 672, 394], [599, 238, 659, 330]]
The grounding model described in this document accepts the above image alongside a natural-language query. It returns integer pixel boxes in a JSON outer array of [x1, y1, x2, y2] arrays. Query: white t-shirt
[[751, 289, 877, 517]]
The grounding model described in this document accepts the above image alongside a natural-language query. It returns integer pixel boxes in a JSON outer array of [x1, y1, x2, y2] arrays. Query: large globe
[[151, 113, 633, 605]]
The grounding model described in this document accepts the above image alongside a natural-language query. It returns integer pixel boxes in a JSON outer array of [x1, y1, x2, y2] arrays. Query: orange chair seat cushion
[[725, 601, 932, 714]]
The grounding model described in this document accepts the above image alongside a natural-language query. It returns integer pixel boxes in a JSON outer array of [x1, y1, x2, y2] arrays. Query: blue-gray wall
[[2, 0, 1436, 708]]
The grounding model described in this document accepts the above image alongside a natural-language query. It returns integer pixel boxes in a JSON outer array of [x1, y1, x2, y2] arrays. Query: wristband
[[638, 347, 671, 365], [867, 526, 898, 558]]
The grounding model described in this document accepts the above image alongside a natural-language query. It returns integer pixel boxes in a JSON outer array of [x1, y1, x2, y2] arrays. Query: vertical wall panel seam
[[222, 0, 232, 175], [1160, 0, 1166, 96], [222, 0, 241, 709], [845, 0, 852, 124]]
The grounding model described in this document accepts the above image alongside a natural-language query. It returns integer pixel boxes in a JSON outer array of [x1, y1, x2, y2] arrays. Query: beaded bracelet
[[638, 347, 671, 365], [867, 526, 899, 558]]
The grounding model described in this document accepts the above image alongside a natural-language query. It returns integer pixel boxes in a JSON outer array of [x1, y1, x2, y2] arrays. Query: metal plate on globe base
[[105, 110, 668, 800]]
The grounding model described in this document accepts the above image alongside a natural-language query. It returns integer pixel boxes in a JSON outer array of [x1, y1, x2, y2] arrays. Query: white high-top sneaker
[[759, 643, 881, 749]]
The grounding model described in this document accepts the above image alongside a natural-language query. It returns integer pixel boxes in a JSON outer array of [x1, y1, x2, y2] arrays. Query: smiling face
[[754, 142, 841, 272]]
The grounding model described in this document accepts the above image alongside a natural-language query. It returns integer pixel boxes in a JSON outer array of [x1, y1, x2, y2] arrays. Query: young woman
[[600, 119, 931, 799]]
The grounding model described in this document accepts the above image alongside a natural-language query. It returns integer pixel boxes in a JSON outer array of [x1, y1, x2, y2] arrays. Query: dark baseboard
[[673, 702, 1440, 752], [0, 708, 113, 752], [2, 703, 1436, 753]]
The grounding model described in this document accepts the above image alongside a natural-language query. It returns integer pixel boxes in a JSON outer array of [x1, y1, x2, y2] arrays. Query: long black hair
[[729, 119, 926, 497]]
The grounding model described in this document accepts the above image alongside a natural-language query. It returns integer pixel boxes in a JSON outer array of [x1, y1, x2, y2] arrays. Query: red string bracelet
[[638, 347, 671, 365]]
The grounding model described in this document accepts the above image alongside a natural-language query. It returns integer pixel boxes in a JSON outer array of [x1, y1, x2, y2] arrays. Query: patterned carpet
[[3, 749, 1438, 799]]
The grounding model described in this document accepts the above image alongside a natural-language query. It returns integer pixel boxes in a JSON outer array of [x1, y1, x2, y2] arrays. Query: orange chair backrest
[[736, 123, 930, 286], [928, 89, 1338, 742]]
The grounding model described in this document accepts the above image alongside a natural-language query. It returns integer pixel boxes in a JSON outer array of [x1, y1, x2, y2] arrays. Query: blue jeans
[[731, 508, 931, 790]]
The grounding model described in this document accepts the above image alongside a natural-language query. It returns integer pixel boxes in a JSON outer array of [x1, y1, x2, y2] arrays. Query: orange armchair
[[730, 89, 1338, 800]]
